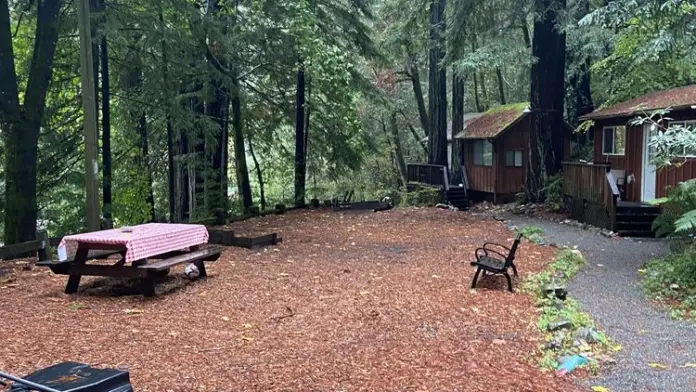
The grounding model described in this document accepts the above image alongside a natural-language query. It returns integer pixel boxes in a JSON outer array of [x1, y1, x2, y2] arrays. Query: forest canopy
[[0, 0, 694, 243]]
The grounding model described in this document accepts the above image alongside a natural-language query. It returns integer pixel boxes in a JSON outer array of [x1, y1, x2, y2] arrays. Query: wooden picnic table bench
[[36, 223, 221, 297]]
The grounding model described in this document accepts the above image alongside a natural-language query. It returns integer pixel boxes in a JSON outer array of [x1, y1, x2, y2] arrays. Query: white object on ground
[[184, 263, 200, 280]]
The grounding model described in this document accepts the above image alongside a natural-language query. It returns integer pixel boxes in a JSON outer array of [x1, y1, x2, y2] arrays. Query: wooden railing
[[407, 164, 449, 190], [562, 162, 619, 230]]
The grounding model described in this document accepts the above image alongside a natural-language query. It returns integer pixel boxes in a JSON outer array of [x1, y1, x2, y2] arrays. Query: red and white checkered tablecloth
[[57, 223, 209, 263]]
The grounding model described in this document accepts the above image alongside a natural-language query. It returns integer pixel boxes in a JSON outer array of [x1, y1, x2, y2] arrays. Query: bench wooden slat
[[36, 250, 121, 267], [138, 248, 221, 272]]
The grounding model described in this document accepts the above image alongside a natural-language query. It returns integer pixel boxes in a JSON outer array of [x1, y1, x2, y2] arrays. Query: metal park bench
[[470, 233, 521, 292]]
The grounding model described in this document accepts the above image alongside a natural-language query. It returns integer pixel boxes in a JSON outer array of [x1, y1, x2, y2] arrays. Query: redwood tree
[[0, 0, 62, 244], [427, 0, 448, 167], [527, 0, 567, 201]]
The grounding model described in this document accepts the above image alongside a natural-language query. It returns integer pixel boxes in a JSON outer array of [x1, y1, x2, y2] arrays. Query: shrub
[[652, 179, 696, 243], [402, 183, 442, 207], [541, 173, 564, 212], [520, 225, 545, 244], [642, 252, 696, 321]]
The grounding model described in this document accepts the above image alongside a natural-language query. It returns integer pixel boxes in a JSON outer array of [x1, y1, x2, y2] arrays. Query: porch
[[406, 163, 469, 210], [562, 162, 660, 237]]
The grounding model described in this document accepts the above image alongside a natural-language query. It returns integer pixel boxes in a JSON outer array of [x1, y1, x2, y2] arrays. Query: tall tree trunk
[[159, 10, 176, 222], [527, 0, 567, 201], [208, 80, 229, 223], [568, 0, 594, 128], [427, 0, 447, 166], [248, 132, 266, 211], [452, 72, 465, 179], [521, 22, 531, 49], [407, 123, 428, 154], [496, 68, 506, 105], [408, 58, 429, 137], [138, 114, 155, 222], [479, 73, 488, 109], [387, 114, 408, 186], [473, 68, 482, 112], [1, 0, 61, 244], [100, 35, 112, 228], [294, 67, 307, 207], [232, 81, 253, 212]]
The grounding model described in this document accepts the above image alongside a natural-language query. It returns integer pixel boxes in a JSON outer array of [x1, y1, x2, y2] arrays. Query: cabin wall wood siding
[[462, 115, 531, 198], [496, 116, 530, 195], [592, 109, 696, 201]]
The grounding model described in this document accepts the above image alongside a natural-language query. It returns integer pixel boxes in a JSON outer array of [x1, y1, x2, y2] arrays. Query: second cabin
[[455, 103, 537, 204]]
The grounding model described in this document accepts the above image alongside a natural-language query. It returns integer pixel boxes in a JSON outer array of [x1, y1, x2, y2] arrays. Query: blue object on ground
[[556, 355, 588, 376]]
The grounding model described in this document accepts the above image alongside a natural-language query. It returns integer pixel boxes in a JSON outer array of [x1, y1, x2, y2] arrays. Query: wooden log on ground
[[230, 233, 282, 250]]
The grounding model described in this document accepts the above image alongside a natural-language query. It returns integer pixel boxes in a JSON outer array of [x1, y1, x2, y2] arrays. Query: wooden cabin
[[454, 103, 532, 203], [563, 84, 696, 236]]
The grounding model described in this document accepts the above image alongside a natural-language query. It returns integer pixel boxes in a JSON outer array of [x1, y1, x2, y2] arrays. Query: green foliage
[[402, 184, 441, 207], [651, 179, 696, 239], [541, 173, 564, 212], [642, 252, 696, 322], [525, 248, 617, 369], [519, 225, 545, 245]]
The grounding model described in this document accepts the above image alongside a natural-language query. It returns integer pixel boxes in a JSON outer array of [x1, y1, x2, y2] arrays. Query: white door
[[642, 124, 657, 201]]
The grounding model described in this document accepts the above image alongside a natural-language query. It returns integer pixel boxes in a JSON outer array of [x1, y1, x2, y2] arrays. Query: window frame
[[505, 150, 523, 168], [473, 140, 493, 167], [602, 125, 626, 156], [670, 120, 696, 158]]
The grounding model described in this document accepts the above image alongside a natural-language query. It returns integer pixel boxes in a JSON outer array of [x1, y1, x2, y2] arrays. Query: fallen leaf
[[648, 363, 668, 369], [591, 387, 609, 392], [359, 291, 370, 296], [242, 323, 253, 329], [240, 336, 253, 342], [221, 316, 230, 322], [492, 339, 506, 345]]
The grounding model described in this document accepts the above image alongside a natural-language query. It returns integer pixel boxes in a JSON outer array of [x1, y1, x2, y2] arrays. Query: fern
[[652, 179, 696, 239]]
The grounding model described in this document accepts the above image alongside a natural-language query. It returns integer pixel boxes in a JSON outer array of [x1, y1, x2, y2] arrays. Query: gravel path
[[503, 214, 696, 392]]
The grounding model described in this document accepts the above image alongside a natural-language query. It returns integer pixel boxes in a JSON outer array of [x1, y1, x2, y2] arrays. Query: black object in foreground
[[2, 362, 133, 392]]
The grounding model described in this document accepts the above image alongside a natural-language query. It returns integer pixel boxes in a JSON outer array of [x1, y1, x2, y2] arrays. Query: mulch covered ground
[[0, 208, 581, 392]]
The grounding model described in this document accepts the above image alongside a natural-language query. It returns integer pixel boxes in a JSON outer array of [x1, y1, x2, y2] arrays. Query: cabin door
[[642, 124, 657, 201]]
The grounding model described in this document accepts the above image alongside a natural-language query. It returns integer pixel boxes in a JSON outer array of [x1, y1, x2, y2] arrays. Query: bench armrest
[[474, 248, 507, 262], [483, 242, 511, 253]]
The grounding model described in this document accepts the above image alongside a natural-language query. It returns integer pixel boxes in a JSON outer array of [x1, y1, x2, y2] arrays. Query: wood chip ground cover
[[0, 208, 581, 391]]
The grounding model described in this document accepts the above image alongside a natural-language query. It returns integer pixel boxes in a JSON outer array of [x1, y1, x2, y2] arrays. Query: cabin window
[[602, 126, 626, 156], [505, 150, 523, 167], [671, 120, 696, 157], [473, 140, 493, 166]]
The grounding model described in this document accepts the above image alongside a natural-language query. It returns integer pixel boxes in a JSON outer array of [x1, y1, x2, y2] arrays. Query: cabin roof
[[580, 84, 696, 121], [454, 102, 529, 139]]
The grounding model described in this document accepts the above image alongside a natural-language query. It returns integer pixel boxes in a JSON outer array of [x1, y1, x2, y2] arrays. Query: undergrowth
[[520, 225, 545, 245], [524, 248, 620, 372], [642, 251, 696, 321]]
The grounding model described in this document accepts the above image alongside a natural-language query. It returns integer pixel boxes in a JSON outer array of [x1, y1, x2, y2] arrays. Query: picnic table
[[37, 223, 221, 297]]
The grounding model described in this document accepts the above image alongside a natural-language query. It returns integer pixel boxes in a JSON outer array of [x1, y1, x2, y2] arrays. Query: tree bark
[[1, 0, 61, 244], [294, 67, 307, 207], [427, 0, 448, 167], [527, 0, 567, 201], [231, 81, 253, 213], [248, 132, 266, 211], [387, 113, 408, 186], [138, 114, 155, 222], [100, 35, 112, 228], [496, 68, 506, 105], [408, 59, 429, 137], [160, 11, 176, 222], [452, 72, 465, 179]]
